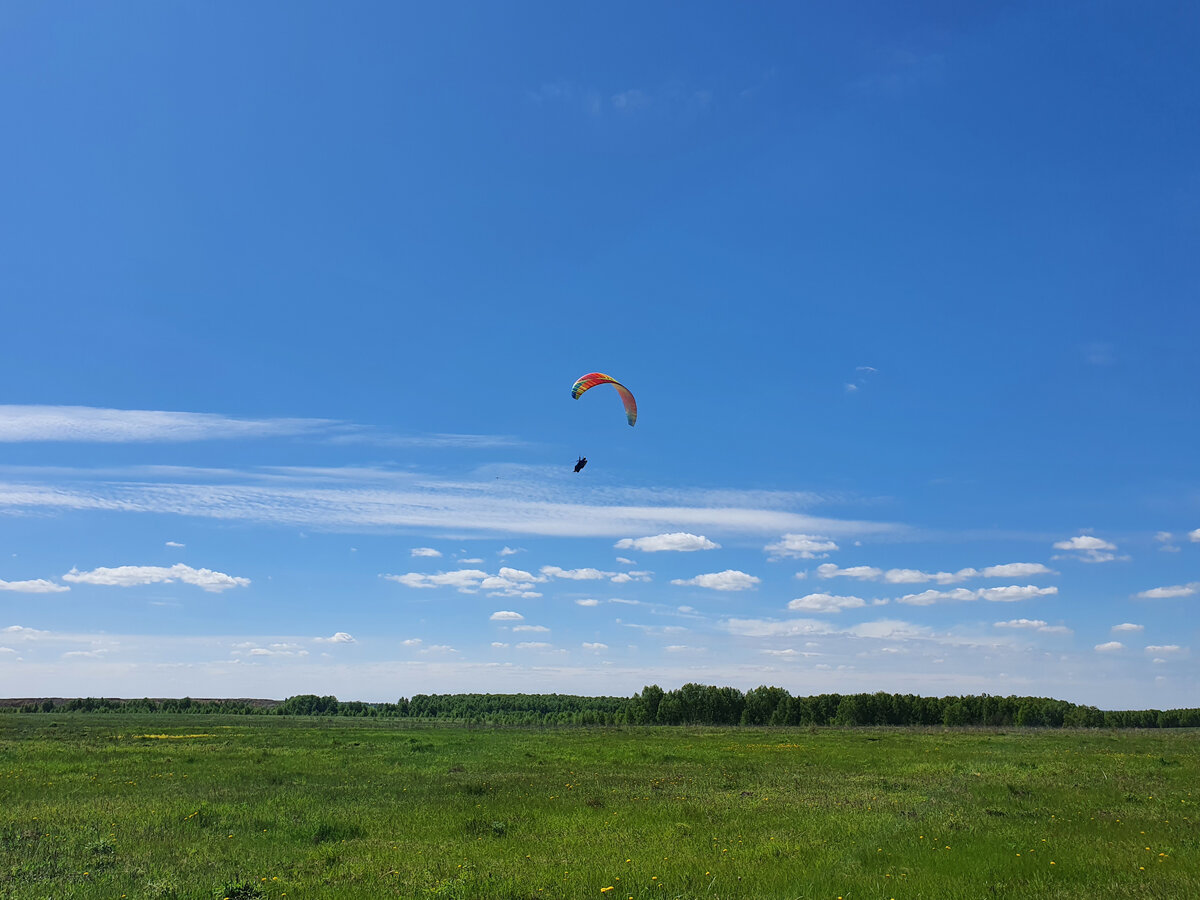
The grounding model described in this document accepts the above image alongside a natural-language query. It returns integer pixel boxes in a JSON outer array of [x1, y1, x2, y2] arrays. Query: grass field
[[1, 715, 1197, 899]]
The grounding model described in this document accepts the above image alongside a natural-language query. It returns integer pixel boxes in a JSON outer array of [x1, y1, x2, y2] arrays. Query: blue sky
[[2, 2, 1198, 707]]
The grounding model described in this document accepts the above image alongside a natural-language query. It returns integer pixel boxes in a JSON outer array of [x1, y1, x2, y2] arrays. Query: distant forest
[[4, 684, 1199, 728]]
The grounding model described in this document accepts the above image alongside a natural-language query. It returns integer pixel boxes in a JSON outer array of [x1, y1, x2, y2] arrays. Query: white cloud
[[515, 641, 553, 651], [411, 547, 442, 558], [1135, 583, 1199, 600], [0, 405, 336, 443], [540, 566, 613, 581], [314, 632, 355, 644], [815, 561, 1054, 585], [995, 618, 1048, 629], [897, 585, 1057, 605], [895, 588, 979, 606], [721, 617, 834, 638], [994, 619, 1071, 634], [787, 593, 869, 614], [614, 533, 719, 553], [609, 570, 653, 584], [1154, 531, 1180, 552], [1095, 641, 1124, 653], [980, 563, 1055, 578], [0, 465, 899, 539], [816, 564, 883, 581], [575, 598, 600, 607], [490, 641, 509, 648], [512, 624, 550, 633], [765, 534, 839, 560], [847, 620, 931, 640], [2, 625, 48, 640], [62, 564, 249, 592], [0, 577, 69, 594], [480, 567, 545, 597], [1112, 623, 1143, 633], [978, 585, 1058, 603], [671, 570, 761, 592], [382, 569, 489, 592], [1145, 645, 1184, 654], [499, 546, 522, 556], [1053, 534, 1118, 563], [400, 638, 423, 647], [489, 610, 524, 621], [1189, 528, 1200, 542], [165, 541, 184, 548], [582, 642, 608, 651]]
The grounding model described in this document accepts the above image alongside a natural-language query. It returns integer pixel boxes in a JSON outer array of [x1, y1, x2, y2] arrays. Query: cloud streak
[[0, 466, 900, 540]]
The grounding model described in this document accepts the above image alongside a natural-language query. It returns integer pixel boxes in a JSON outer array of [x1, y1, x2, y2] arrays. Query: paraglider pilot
[[574, 456, 588, 473]]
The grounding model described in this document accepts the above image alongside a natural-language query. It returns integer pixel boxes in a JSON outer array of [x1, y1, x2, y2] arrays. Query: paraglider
[[570, 372, 637, 426], [574, 456, 588, 473]]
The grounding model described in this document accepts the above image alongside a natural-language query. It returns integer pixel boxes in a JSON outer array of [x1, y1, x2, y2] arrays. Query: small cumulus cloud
[[314, 632, 355, 644], [671, 570, 761, 591], [63, 563, 249, 593], [515, 641, 553, 651], [165, 541, 184, 548], [896, 585, 1056, 605], [1112, 623, 1143, 633], [382, 569, 489, 592], [615, 533, 719, 553], [582, 642, 608, 651], [994, 619, 1072, 634], [1190, 528, 1200, 542], [1135, 583, 1199, 600], [489, 610, 524, 621], [410, 547, 442, 558], [817, 561, 1054, 584], [787, 593, 869, 614], [575, 598, 600, 607], [1145, 645, 1185, 654], [0, 577, 69, 594], [512, 624, 550, 633], [765, 534, 838, 560], [540, 566, 614, 581], [400, 638, 423, 647], [1155, 532, 1180, 552], [1094, 641, 1124, 653], [499, 546, 523, 556], [1053, 534, 1119, 563]]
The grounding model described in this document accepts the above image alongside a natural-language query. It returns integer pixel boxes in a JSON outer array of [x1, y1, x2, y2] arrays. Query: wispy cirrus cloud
[[0, 465, 898, 540], [0, 405, 338, 443]]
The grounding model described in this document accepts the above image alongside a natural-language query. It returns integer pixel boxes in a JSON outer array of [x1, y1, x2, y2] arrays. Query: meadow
[[1, 715, 1196, 899]]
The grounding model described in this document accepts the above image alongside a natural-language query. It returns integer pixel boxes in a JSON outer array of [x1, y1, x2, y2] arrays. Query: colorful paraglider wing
[[571, 372, 637, 426]]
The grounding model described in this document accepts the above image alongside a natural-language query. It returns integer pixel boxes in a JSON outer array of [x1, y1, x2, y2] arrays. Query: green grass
[[1, 715, 1197, 899]]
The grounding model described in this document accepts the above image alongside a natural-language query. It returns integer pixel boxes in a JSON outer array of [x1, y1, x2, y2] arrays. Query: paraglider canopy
[[574, 456, 588, 472], [571, 372, 637, 426]]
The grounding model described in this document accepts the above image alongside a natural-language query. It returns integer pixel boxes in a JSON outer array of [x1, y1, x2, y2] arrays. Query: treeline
[[5, 685, 1200, 728]]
